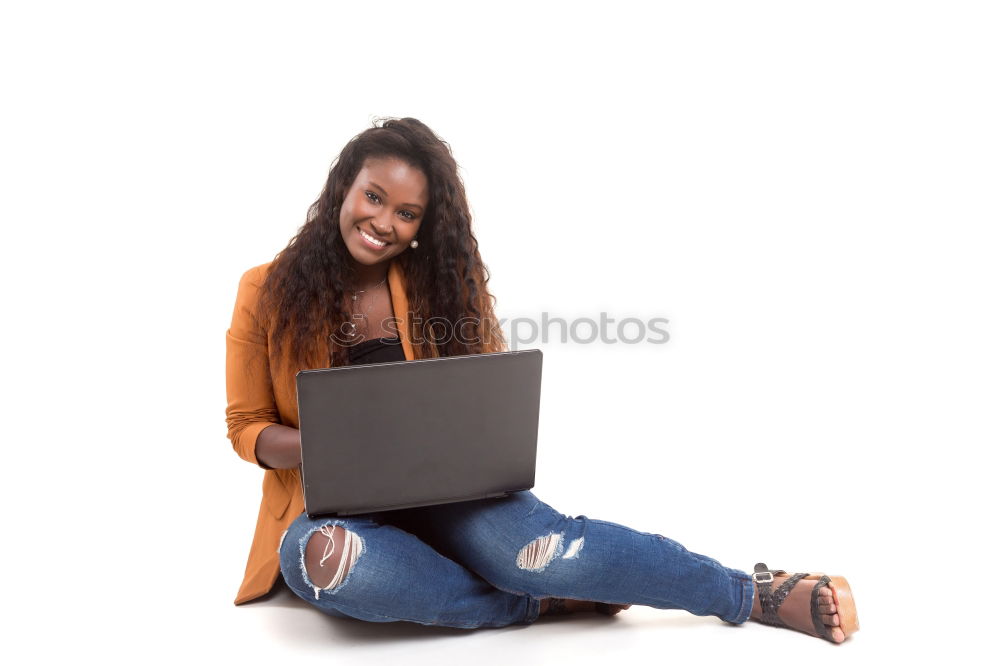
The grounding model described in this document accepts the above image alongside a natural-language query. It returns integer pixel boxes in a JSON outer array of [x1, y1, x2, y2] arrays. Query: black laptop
[[295, 349, 543, 517]]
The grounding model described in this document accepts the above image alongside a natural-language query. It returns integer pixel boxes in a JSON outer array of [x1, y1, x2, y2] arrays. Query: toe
[[822, 613, 840, 626], [829, 626, 846, 643]]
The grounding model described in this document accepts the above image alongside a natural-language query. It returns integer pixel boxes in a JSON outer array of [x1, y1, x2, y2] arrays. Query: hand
[[255, 424, 303, 470]]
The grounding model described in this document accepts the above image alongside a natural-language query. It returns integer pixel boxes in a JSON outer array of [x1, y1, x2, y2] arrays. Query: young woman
[[225, 117, 860, 642]]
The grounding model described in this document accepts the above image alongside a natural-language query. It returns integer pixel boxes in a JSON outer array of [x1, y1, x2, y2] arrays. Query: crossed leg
[[279, 512, 541, 628]]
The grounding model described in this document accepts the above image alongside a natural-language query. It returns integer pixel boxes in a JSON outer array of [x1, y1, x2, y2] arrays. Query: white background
[[3, 1, 997, 663]]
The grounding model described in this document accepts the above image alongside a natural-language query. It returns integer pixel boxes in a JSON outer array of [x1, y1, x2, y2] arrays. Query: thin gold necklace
[[345, 275, 387, 339]]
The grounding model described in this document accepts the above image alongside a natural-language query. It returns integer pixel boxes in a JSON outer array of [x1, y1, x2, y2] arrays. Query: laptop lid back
[[296, 349, 542, 517]]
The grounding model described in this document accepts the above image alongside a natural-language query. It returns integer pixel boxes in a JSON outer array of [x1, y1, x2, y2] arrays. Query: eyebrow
[[368, 182, 425, 211]]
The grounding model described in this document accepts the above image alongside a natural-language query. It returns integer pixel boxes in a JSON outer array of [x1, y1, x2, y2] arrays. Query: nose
[[372, 217, 392, 236]]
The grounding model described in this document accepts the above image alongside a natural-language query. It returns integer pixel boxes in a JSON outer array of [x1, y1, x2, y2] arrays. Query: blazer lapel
[[388, 258, 416, 362]]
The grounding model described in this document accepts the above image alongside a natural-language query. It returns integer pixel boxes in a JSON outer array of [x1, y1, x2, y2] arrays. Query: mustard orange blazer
[[225, 259, 420, 605]]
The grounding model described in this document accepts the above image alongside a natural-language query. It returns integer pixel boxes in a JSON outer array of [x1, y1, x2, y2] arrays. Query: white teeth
[[359, 229, 387, 247]]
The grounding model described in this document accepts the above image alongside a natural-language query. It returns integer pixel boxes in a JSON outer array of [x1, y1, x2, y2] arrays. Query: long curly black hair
[[254, 117, 506, 371]]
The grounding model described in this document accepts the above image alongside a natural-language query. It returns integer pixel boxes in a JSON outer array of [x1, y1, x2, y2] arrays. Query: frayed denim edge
[[285, 518, 543, 629], [297, 519, 366, 601]]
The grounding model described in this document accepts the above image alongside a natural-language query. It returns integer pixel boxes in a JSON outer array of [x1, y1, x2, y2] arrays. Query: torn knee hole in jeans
[[516, 532, 585, 571], [303, 524, 364, 600]]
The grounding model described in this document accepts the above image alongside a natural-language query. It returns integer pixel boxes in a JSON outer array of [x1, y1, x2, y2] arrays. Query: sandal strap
[[752, 562, 787, 584], [754, 563, 835, 640], [760, 572, 809, 627], [810, 575, 833, 641], [752, 563, 785, 627], [543, 598, 573, 616]]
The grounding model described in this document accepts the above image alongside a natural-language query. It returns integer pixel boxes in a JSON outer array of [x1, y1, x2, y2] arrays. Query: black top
[[345, 336, 405, 366]]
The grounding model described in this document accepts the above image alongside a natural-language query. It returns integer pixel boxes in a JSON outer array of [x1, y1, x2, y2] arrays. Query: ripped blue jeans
[[278, 490, 754, 629]]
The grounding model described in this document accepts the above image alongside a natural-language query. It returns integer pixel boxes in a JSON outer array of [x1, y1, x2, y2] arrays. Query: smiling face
[[338, 157, 428, 279]]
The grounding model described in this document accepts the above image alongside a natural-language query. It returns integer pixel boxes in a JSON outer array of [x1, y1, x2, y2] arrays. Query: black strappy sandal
[[752, 563, 860, 643]]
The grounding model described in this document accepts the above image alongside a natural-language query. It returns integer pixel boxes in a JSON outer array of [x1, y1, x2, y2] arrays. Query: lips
[[357, 226, 390, 251]]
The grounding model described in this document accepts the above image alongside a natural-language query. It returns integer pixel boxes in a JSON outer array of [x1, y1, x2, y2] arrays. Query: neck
[[349, 261, 390, 291]]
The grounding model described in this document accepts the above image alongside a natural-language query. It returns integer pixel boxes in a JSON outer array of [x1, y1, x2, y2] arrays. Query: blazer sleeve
[[225, 266, 279, 469]]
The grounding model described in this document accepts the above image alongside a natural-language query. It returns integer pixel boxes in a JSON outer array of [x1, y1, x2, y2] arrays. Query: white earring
[[410, 239, 419, 249]]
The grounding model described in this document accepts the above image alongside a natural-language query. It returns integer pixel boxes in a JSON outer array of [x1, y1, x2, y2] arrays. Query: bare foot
[[540, 598, 633, 616], [749, 574, 846, 643]]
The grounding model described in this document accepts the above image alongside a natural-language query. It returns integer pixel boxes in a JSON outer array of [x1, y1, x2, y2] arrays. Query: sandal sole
[[827, 575, 860, 637]]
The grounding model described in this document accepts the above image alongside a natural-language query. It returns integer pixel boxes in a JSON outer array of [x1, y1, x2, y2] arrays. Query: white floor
[[162, 570, 907, 666], [13, 544, 975, 666]]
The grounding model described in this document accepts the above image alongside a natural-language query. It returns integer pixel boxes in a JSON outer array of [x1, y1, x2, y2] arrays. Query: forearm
[[254, 424, 302, 470]]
